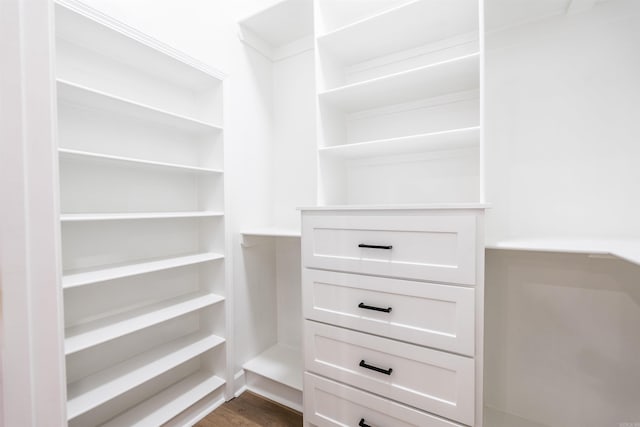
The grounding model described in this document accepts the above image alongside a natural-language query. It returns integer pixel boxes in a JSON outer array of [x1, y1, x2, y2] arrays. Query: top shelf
[[488, 238, 640, 266], [238, 0, 314, 61], [317, 0, 479, 65], [55, 0, 224, 90]]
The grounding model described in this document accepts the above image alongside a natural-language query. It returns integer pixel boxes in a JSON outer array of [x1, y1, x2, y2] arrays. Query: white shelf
[[57, 79, 223, 133], [243, 344, 303, 391], [56, 1, 225, 88], [487, 238, 640, 266], [64, 292, 224, 355], [241, 227, 301, 238], [59, 149, 223, 174], [61, 212, 224, 222], [62, 252, 224, 289], [67, 332, 224, 420], [319, 127, 480, 159], [318, 53, 479, 112], [100, 371, 225, 427], [317, 0, 478, 65], [238, 0, 313, 61]]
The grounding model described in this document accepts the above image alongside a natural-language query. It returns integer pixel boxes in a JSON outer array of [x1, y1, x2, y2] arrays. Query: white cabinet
[[302, 207, 486, 426], [55, 1, 229, 425]]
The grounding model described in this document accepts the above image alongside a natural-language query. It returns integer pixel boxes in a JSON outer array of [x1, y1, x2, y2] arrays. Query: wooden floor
[[195, 392, 303, 426]]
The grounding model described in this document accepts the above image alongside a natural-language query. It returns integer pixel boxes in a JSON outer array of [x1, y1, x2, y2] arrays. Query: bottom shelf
[[101, 371, 225, 427], [243, 344, 302, 392], [484, 406, 551, 427]]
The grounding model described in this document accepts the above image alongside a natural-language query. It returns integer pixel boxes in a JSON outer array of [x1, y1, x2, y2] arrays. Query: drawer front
[[301, 213, 477, 284], [303, 269, 475, 356], [304, 373, 464, 427], [305, 321, 474, 425]]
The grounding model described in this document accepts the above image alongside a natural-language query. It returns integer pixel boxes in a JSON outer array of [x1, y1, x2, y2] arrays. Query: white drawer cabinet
[[304, 373, 465, 427], [301, 207, 485, 427], [302, 213, 477, 285], [303, 269, 475, 355], [305, 321, 475, 425]]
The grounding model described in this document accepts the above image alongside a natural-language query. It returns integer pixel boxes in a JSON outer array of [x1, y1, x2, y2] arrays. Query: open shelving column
[[55, 1, 230, 425], [237, 0, 314, 412], [314, 0, 483, 206]]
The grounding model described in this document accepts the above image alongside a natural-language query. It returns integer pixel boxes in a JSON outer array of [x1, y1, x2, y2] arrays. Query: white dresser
[[301, 206, 486, 427]]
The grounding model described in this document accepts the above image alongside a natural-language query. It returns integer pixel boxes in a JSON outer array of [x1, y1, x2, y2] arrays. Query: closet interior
[[6, 0, 638, 426]]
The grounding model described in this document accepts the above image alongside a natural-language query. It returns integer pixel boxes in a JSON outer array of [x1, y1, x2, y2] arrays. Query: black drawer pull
[[358, 244, 392, 250], [358, 302, 392, 313], [359, 360, 392, 375], [359, 419, 371, 427]]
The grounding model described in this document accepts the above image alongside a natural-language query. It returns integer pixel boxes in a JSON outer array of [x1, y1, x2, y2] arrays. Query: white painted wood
[[243, 344, 303, 391], [318, 53, 479, 113], [488, 238, 640, 266], [57, 79, 223, 132], [298, 204, 490, 211], [67, 332, 224, 419], [303, 269, 475, 355], [62, 252, 224, 288], [59, 149, 224, 174], [0, 0, 66, 424], [305, 373, 465, 427], [244, 372, 304, 413], [61, 211, 224, 222], [305, 321, 475, 425], [302, 212, 477, 284], [64, 292, 224, 355], [100, 371, 225, 427], [317, 0, 478, 65], [241, 228, 302, 238], [318, 127, 480, 159], [238, 0, 314, 61]]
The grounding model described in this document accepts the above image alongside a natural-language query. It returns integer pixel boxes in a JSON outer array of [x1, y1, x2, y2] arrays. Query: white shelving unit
[[236, 0, 314, 412], [315, 0, 482, 206], [55, 1, 229, 425]]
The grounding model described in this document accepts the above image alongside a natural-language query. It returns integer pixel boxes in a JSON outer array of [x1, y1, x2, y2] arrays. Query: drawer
[[304, 373, 464, 427], [301, 213, 477, 284], [303, 269, 475, 356], [305, 321, 474, 425]]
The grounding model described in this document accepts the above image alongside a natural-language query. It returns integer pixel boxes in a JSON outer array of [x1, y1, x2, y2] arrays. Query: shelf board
[[59, 148, 223, 174], [319, 127, 480, 159], [61, 212, 224, 222], [243, 344, 303, 391], [317, 0, 478, 65], [65, 292, 224, 355], [62, 252, 224, 289], [318, 53, 479, 112], [57, 79, 223, 134], [67, 332, 224, 420], [238, 0, 313, 61], [487, 238, 640, 266], [100, 371, 225, 427], [241, 227, 301, 238]]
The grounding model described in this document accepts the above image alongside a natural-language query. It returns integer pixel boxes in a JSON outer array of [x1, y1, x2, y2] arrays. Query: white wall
[[485, 250, 640, 426], [485, 0, 640, 244]]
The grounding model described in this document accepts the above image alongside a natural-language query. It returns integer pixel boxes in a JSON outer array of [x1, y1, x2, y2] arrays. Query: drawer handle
[[358, 302, 392, 313], [359, 360, 393, 375], [359, 419, 372, 427], [358, 244, 392, 250]]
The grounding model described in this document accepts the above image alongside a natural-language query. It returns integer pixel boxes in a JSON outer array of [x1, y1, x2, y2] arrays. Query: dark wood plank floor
[[195, 392, 303, 427]]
